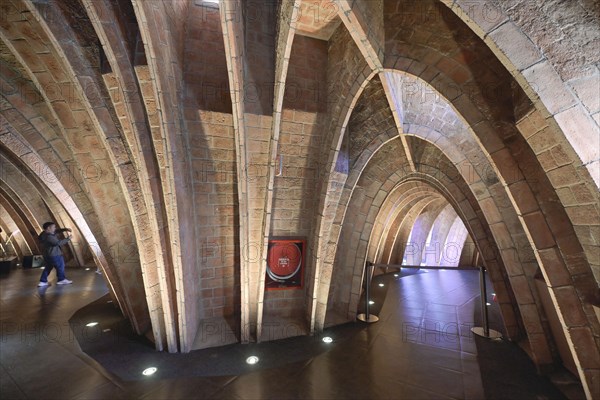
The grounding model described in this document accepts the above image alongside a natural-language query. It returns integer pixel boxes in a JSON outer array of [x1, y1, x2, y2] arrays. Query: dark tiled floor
[[1, 265, 572, 399]]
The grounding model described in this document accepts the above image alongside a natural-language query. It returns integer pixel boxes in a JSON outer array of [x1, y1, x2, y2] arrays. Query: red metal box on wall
[[265, 238, 306, 290]]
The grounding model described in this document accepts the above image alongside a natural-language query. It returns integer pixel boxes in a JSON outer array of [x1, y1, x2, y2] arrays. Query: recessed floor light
[[368, 300, 375, 305], [103, 329, 111, 332], [394, 274, 398, 277], [142, 367, 157, 376], [322, 336, 333, 343], [246, 356, 259, 365], [378, 283, 384, 287], [86, 322, 98, 327], [85, 268, 90, 271], [486, 302, 491, 306]]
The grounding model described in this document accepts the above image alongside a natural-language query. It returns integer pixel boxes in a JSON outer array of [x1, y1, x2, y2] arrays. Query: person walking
[[37, 222, 73, 287]]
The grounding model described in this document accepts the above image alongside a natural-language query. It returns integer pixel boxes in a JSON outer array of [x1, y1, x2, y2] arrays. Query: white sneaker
[[38, 281, 49, 287], [57, 279, 73, 285]]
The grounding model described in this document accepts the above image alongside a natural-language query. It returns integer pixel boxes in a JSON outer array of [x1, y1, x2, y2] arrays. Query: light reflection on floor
[[0, 265, 570, 399]]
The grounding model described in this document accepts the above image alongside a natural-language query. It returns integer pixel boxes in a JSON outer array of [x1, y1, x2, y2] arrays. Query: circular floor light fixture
[[86, 322, 98, 327], [142, 367, 157, 376], [322, 336, 333, 343], [246, 356, 259, 365]]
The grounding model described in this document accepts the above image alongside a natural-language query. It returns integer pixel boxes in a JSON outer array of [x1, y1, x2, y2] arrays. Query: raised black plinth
[[0, 256, 17, 274]]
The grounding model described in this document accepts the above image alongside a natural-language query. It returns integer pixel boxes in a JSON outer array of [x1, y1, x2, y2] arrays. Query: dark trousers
[[39, 255, 66, 282]]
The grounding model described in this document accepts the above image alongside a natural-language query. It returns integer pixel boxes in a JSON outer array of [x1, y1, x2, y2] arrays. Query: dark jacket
[[39, 232, 71, 258]]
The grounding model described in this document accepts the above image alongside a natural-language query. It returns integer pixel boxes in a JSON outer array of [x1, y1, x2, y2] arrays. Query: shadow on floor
[[1, 265, 580, 399], [69, 296, 356, 381], [73, 269, 575, 399]]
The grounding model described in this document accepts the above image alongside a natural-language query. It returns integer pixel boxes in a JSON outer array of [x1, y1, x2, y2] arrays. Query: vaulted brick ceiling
[[0, 0, 598, 396]]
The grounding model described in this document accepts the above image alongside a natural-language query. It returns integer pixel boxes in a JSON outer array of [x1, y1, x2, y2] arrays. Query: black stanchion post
[[471, 265, 501, 339], [480, 265, 489, 337], [365, 261, 371, 320], [357, 261, 379, 323]]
